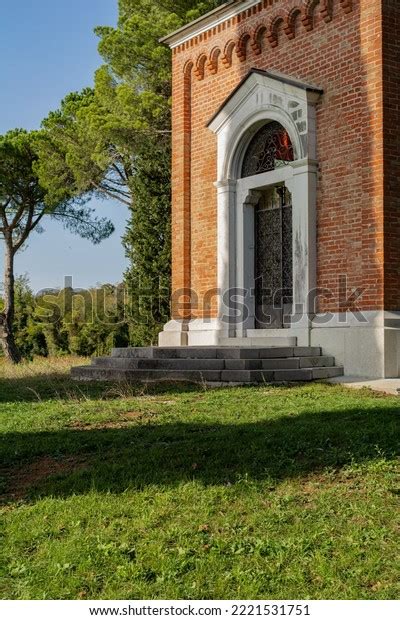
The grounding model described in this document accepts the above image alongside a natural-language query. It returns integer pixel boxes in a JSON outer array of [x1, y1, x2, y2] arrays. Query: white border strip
[[1, 600, 400, 620]]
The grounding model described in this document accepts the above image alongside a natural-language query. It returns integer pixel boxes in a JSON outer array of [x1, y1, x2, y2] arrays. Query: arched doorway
[[207, 70, 321, 343], [240, 121, 294, 329]]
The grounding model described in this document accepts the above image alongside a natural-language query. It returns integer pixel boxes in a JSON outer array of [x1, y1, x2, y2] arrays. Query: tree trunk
[[0, 239, 22, 363]]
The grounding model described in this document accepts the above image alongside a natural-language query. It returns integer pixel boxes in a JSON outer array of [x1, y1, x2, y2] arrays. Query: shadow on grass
[[1, 399, 399, 502], [0, 373, 101, 403], [0, 374, 199, 404]]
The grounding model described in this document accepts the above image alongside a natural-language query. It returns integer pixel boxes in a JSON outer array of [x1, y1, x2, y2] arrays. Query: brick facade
[[168, 0, 394, 320]]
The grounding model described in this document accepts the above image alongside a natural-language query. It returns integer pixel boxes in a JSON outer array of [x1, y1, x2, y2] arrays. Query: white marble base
[[310, 326, 400, 378], [158, 312, 400, 378], [158, 330, 188, 346], [158, 319, 188, 346]]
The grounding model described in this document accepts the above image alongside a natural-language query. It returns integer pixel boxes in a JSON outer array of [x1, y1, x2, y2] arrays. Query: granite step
[[111, 346, 322, 360], [72, 365, 344, 384], [93, 357, 226, 370], [219, 337, 297, 347], [92, 355, 335, 371], [72, 367, 223, 383]]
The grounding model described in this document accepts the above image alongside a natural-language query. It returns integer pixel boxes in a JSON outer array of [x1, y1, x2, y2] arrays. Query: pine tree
[[95, 0, 218, 344], [39, 1, 220, 347]]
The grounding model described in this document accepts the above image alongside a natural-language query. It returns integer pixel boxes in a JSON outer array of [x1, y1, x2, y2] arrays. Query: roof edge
[[160, 0, 256, 48]]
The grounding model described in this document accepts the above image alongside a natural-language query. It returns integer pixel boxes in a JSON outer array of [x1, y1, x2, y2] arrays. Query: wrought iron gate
[[254, 186, 293, 328]]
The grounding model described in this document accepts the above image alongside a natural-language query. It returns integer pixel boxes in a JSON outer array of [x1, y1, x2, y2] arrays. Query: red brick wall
[[170, 0, 384, 319], [383, 0, 400, 311]]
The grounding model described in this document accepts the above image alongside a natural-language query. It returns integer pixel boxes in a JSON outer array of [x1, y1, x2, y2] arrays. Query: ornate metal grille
[[255, 186, 293, 329], [241, 121, 294, 178]]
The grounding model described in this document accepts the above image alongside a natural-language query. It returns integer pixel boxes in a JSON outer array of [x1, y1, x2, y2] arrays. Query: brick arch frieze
[[180, 0, 353, 77]]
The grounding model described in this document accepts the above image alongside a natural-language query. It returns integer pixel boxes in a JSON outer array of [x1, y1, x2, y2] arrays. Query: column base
[[158, 319, 230, 347], [158, 320, 188, 346]]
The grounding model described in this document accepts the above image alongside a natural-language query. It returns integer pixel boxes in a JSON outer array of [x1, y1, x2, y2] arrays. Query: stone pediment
[[208, 69, 323, 164]]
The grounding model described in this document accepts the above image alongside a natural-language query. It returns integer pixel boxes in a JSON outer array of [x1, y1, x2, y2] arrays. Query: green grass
[[0, 357, 399, 600]]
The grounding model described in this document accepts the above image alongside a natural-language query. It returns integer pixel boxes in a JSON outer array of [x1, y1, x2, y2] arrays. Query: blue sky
[[0, 0, 129, 292]]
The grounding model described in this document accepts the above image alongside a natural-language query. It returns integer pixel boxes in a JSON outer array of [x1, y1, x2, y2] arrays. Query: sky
[[0, 0, 129, 293]]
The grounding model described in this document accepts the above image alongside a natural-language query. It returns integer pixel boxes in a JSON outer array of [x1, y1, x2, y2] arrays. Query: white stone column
[[215, 179, 237, 334], [286, 158, 318, 330], [238, 188, 262, 334]]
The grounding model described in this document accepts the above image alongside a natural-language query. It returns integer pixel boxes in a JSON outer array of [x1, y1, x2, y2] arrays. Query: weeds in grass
[[104, 380, 150, 400], [0, 356, 93, 402]]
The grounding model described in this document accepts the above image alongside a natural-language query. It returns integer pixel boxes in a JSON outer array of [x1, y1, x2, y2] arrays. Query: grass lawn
[[0, 356, 399, 600]]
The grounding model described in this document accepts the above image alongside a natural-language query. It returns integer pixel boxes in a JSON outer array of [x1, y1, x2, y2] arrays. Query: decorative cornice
[[162, 0, 352, 52], [179, 0, 353, 81]]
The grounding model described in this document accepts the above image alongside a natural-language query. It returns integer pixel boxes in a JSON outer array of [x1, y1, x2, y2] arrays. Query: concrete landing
[[328, 376, 400, 396]]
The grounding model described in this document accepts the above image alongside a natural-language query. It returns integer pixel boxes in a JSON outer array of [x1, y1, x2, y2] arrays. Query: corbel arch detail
[[194, 53, 207, 80], [221, 40, 235, 68], [301, 0, 333, 29], [236, 32, 251, 62], [340, 0, 353, 13], [302, 0, 319, 32], [183, 59, 194, 78], [284, 7, 303, 39], [251, 24, 267, 55], [267, 12, 286, 48], [320, 0, 333, 22], [207, 47, 221, 75]]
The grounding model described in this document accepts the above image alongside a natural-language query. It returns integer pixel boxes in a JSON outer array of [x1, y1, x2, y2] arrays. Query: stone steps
[[92, 355, 335, 371], [111, 346, 323, 359], [72, 366, 343, 384], [219, 336, 297, 347], [72, 345, 344, 385]]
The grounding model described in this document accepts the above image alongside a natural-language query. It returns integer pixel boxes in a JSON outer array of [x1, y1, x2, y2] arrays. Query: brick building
[[158, 0, 400, 378]]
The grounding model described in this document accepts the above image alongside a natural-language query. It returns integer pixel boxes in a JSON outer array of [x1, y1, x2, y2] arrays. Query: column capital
[[290, 158, 319, 174], [214, 178, 237, 190]]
